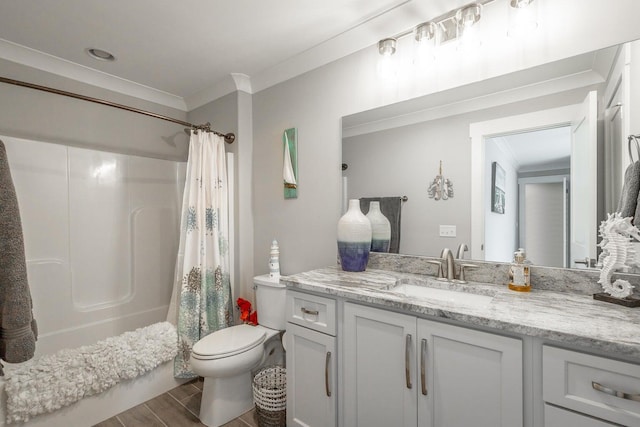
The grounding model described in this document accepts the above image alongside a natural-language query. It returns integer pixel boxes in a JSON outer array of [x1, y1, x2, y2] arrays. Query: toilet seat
[[192, 324, 266, 360]]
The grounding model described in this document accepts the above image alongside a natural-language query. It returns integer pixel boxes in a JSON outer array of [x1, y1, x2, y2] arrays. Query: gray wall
[[251, 0, 640, 276], [253, 59, 348, 275], [187, 92, 238, 156], [251, 74, 594, 275], [343, 114, 472, 258], [0, 58, 253, 304], [4, 0, 640, 295], [342, 90, 590, 261], [236, 91, 254, 300], [0, 59, 189, 161]]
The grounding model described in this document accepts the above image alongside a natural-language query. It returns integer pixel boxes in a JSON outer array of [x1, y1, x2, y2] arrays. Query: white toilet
[[190, 275, 286, 427]]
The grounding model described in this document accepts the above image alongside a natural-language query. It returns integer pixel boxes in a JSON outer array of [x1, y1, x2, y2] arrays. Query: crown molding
[[231, 73, 252, 94], [184, 73, 253, 111], [0, 0, 443, 111], [342, 69, 604, 138], [0, 38, 187, 111], [187, 0, 419, 108]]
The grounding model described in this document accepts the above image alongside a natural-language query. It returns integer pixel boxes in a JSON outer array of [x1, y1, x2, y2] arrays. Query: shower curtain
[[167, 131, 233, 378]]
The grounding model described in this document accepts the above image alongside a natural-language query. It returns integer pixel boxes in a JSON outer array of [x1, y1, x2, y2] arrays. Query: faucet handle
[[457, 263, 478, 283], [426, 260, 444, 278], [456, 243, 469, 259]]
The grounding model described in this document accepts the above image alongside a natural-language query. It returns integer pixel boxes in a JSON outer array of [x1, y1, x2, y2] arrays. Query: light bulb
[[508, 0, 538, 38], [414, 22, 438, 68], [456, 3, 482, 51], [377, 54, 398, 81]]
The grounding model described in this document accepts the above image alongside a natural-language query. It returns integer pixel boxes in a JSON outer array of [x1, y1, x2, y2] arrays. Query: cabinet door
[[343, 303, 417, 427], [286, 323, 336, 427], [417, 318, 523, 427]]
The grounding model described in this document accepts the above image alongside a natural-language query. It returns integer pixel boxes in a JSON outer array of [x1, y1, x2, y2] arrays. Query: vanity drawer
[[286, 290, 336, 336], [544, 404, 617, 427], [543, 345, 640, 426]]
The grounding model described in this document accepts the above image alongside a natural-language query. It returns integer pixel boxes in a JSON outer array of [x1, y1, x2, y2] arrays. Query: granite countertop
[[281, 266, 640, 361]]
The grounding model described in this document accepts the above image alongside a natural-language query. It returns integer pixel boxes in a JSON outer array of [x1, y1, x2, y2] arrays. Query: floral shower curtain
[[167, 130, 233, 378]]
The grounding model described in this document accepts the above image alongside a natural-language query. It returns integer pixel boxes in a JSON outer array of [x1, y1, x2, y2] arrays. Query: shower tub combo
[[0, 136, 187, 426]]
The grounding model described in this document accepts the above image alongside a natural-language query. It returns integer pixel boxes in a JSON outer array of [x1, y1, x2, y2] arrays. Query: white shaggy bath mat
[[3, 321, 177, 424]]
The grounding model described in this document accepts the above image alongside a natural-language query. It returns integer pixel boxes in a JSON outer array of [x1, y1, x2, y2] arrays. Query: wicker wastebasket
[[252, 365, 286, 427]]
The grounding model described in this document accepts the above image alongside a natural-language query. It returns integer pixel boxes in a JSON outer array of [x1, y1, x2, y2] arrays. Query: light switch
[[439, 225, 456, 237]]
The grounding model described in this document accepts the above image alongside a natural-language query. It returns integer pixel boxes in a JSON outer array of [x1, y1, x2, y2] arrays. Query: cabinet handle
[[405, 334, 412, 389], [574, 257, 596, 268], [421, 339, 428, 396], [592, 381, 640, 402], [325, 351, 332, 397], [301, 307, 319, 316]]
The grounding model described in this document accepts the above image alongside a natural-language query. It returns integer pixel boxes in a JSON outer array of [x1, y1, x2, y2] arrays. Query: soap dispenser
[[508, 249, 531, 292]]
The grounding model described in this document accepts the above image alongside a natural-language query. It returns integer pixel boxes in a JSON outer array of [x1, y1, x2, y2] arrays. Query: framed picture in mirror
[[491, 161, 506, 214]]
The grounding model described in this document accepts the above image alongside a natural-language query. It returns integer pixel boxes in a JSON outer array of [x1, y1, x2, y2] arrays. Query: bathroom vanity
[[283, 256, 640, 427]]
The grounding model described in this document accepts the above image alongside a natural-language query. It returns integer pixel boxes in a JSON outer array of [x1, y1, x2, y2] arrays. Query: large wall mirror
[[342, 40, 639, 271]]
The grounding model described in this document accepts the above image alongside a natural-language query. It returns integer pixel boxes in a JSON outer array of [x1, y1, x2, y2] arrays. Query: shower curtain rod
[[0, 76, 236, 144]]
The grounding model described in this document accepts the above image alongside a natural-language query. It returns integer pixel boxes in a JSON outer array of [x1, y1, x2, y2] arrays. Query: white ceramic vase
[[337, 199, 372, 271], [366, 201, 391, 252]]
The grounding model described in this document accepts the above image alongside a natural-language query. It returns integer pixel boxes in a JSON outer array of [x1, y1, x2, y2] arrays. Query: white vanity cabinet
[[285, 291, 337, 427], [417, 317, 523, 427], [542, 345, 640, 426], [343, 302, 523, 427], [343, 302, 418, 427]]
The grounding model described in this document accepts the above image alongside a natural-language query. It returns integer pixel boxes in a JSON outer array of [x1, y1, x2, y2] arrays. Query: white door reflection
[[484, 126, 571, 266]]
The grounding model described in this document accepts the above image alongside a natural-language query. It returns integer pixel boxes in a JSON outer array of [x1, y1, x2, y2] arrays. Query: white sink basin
[[392, 282, 494, 307]]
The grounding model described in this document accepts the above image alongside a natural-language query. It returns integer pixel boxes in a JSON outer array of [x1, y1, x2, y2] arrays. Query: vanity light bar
[[377, 0, 495, 55]]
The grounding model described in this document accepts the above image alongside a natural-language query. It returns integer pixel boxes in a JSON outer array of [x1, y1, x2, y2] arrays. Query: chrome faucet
[[456, 243, 468, 260], [440, 248, 456, 281]]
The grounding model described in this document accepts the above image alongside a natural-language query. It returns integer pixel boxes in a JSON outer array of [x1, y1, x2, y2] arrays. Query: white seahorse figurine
[[597, 212, 640, 298]]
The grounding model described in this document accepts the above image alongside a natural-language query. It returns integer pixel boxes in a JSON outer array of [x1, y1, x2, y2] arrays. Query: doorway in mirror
[[484, 126, 571, 267], [471, 92, 600, 269]]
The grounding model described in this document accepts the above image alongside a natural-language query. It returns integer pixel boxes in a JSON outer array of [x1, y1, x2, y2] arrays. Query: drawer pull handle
[[421, 338, 427, 396], [592, 381, 640, 402], [301, 307, 319, 316], [325, 351, 332, 397], [405, 334, 412, 389]]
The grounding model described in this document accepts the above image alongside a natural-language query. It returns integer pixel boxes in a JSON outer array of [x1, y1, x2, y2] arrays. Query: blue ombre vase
[[366, 201, 391, 252], [337, 199, 372, 272]]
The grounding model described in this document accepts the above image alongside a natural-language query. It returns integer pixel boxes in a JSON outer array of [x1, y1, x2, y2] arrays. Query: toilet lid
[[191, 324, 266, 360]]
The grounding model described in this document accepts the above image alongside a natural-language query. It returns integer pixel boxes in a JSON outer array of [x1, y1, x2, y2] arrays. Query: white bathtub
[[2, 136, 188, 426], [0, 346, 184, 427]]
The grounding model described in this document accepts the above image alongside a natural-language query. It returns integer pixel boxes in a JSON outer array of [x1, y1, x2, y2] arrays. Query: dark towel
[[0, 140, 37, 370], [618, 161, 640, 222], [360, 197, 403, 253]]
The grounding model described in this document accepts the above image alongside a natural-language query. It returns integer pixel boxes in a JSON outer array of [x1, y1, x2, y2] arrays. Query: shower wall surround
[[3, 135, 186, 356]]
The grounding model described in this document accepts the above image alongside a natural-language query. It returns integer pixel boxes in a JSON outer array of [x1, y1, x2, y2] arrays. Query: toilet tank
[[254, 275, 286, 330]]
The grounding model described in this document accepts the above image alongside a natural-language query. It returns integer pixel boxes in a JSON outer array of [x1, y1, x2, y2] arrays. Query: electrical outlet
[[439, 225, 456, 237]]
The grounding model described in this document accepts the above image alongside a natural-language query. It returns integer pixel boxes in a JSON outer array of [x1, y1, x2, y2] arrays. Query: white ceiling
[[0, 0, 472, 110], [490, 126, 572, 172]]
